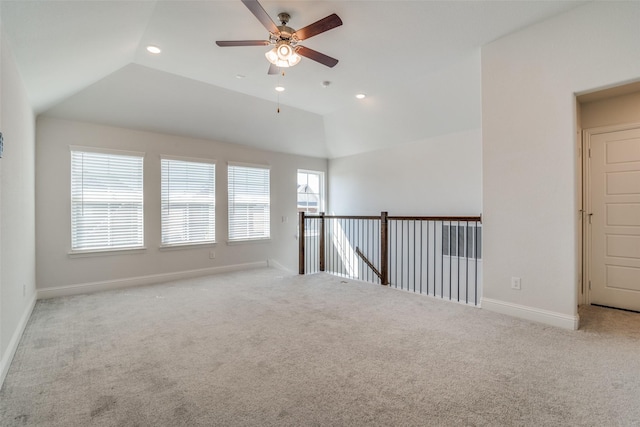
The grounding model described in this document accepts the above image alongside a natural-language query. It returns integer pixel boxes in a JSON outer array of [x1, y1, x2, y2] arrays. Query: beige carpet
[[1, 268, 639, 426]]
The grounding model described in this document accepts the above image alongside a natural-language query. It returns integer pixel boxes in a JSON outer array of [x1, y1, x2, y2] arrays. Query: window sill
[[68, 247, 147, 258], [226, 238, 271, 246], [159, 242, 216, 251]]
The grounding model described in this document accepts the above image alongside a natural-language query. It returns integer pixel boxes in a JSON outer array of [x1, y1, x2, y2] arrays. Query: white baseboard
[[1, 294, 37, 389], [37, 261, 269, 299], [267, 259, 295, 275], [482, 298, 580, 330]]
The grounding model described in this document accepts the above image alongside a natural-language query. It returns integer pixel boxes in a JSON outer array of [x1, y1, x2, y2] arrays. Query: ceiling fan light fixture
[[287, 52, 301, 66], [277, 43, 293, 60], [265, 48, 279, 64], [265, 40, 301, 68]]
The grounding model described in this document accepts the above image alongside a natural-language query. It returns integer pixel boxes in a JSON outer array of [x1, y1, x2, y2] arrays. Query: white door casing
[[587, 124, 640, 312]]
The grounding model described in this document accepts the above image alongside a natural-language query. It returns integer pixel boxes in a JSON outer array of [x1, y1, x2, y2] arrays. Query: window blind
[[71, 150, 144, 251], [161, 158, 216, 245], [228, 164, 270, 241]]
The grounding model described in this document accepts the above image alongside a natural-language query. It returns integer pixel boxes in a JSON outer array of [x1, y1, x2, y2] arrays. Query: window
[[161, 157, 215, 246], [228, 163, 270, 241], [297, 170, 324, 213], [442, 224, 482, 259], [71, 149, 144, 251]]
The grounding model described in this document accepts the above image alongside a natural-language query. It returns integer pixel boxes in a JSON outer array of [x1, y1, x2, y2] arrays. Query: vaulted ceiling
[[1, 1, 586, 158]]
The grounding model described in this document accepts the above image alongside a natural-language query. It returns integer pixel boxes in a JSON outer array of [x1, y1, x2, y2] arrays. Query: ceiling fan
[[216, 0, 343, 74]]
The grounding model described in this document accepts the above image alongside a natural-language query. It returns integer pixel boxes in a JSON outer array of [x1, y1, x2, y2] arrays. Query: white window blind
[[71, 150, 144, 251], [161, 158, 216, 245], [228, 164, 270, 241]]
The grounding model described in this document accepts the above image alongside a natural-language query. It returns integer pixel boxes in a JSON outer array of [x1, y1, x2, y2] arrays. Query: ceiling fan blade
[[268, 63, 279, 75], [241, 0, 279, 34], [294, 13, 343, 41], [295, 46, 339, 68], [216, 40, 270, 47]]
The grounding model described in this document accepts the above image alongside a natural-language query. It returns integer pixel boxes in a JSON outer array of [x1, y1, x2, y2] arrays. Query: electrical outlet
[[209, 251, 216, 259], [511, 277, 521, 290]]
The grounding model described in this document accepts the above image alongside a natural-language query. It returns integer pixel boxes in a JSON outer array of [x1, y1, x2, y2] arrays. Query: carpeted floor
[[1, 268, 639, 426]]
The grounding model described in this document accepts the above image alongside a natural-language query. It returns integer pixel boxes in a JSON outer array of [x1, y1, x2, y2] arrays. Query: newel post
[[299, 211, 305, 275], [380, 211, 389, 285], [319, 212, 325, 272]]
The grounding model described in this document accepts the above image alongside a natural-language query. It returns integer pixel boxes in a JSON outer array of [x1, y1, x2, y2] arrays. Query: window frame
[[160, 155, 217, 248], [69, 146, 145, 255], [442, 223, 482, 260], [297, 169, 325, 214], [227, 161, 271, 243]]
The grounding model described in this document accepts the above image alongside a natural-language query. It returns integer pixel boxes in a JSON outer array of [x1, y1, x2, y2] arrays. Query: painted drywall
[[328, 129, 482, 216], [323, 52, 482, 159], [36, 117, 327, 292], [481, 1, 640, 328], [0, 33, 36, 378], [581, 90, 640, 129]]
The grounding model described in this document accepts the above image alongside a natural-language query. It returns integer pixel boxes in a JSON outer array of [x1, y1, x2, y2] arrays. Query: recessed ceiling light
[[355, 93, 367, 99], [236, 74, 246, 79], [275, 86, 285, 92], [146, 45, 161, 54]]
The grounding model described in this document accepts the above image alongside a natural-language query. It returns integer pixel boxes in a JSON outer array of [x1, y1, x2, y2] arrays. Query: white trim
[[68, 247, 147, 258], [69, 145, 145, 157], [583, 121, 640, 136], [0, 294, 37, 389], [267, 259, 294, 274], [481, 298, 579, 330], [37, 262, 268, 299], [226, 238, 271, 245], [297, 169, 326, 214], [227, 160, 270, 169], [160, 154, 216, 164], [582, 129, 592, 306]]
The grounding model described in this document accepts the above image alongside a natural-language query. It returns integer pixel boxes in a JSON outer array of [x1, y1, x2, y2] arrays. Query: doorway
[[578, 83, 640, 312], [583, 124, 640, 312]]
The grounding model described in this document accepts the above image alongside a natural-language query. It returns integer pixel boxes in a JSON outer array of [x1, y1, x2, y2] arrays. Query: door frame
[[582, 122, 640, 306]]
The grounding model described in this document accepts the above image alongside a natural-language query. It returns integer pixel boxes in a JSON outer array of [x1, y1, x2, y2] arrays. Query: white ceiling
[[1, 1, 586, 158]]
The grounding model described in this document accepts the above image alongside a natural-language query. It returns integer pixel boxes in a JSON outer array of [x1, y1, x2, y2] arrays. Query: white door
[[589, 126, 640, 311]]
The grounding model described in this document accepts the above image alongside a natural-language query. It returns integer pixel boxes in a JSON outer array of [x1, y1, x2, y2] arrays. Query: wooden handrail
[[303, 214, 482, 222], [304, 215, 382, 220], [388, 215, 482, 222]]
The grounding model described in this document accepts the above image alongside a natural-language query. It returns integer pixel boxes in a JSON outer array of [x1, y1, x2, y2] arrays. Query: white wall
[[581, 90, 640, 129], [481, 1, 640, 329], [328, 129, 482, 216], [0, 32, 37, 384], [36, 117, 327, 293]]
